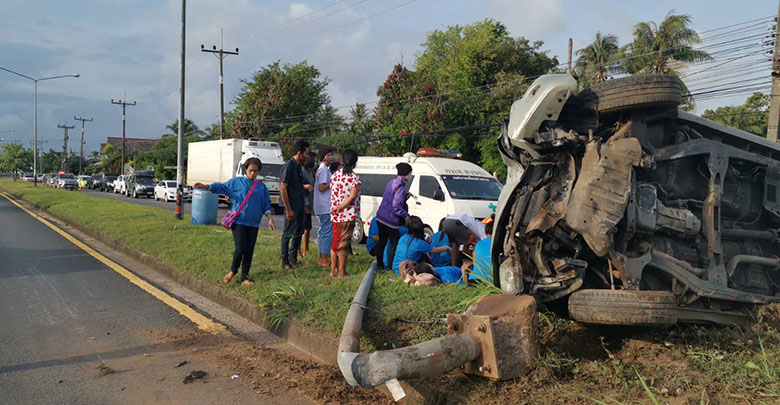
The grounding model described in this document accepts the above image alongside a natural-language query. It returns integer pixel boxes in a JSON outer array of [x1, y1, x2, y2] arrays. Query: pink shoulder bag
[[221, 180, 259, 229]]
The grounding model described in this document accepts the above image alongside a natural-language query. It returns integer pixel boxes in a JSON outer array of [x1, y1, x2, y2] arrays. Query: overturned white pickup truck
[[492, 73, 780, 326]]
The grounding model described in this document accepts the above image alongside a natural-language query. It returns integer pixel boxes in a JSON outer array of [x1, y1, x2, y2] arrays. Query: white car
[[154, 180, 191, 202], [113, 175, 128, 194]]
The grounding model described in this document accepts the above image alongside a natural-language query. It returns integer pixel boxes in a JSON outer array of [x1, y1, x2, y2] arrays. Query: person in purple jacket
[[374, 162, 413, 270]]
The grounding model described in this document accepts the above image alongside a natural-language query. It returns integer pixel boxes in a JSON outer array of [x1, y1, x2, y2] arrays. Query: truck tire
[[582, 74, 682, 114], [568, 289, 679, 326]]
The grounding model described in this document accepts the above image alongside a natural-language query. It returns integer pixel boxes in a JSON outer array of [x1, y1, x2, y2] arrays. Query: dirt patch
[[148, 330, 390, 404]]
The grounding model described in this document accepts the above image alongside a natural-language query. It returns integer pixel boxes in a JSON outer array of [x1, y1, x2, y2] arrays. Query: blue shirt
[[392, 234, 432, 275], [366, 218, 407, 264], [208, 176, 272, 228], [469, 237, 493, 283], [430, 231, 452, 267], [313, 162, 332, 215], [434, 266, 463, 284]]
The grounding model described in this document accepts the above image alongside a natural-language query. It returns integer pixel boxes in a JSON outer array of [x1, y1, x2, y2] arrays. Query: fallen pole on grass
[[337, 260, 539, 401]]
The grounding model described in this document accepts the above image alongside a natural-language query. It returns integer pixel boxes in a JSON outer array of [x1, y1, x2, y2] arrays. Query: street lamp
[[0, 66, 79, 186]]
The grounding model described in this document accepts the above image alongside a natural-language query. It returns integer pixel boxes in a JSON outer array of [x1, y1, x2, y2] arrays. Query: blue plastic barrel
[[191, 188, 218, 225]]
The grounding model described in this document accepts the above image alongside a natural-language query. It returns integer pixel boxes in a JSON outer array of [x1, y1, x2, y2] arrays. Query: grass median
[[0, 179, 494, 349]]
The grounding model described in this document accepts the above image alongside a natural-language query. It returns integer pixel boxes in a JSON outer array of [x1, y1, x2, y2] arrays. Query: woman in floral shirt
[[329, 149, 361, 278]]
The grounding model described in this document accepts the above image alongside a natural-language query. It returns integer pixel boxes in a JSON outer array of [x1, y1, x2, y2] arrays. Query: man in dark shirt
[[280, 140, 310, 270]]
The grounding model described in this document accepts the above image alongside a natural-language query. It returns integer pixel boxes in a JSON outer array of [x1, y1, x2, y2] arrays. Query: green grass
[[0, 179, 484, 348]]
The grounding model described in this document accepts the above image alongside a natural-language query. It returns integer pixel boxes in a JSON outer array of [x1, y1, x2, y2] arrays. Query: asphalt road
[[80, 188, 318, 235], [0, 195, 309, 403]]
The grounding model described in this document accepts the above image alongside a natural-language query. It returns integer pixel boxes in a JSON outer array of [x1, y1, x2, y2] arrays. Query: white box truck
[[186, 138, 285, 211]]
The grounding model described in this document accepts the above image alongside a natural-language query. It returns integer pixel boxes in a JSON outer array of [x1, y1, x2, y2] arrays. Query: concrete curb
[[3, 189, 430, 403]]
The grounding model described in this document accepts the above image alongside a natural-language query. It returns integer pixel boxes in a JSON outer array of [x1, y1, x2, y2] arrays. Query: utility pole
[[201, 28, 239, 140], [57, 124, 75, 172], [768, 6, 780, 141], [176, 0, 186, 220], [74, 114, 93, 176], [111, 90, 136, 175], [567, 38, 573, 75]]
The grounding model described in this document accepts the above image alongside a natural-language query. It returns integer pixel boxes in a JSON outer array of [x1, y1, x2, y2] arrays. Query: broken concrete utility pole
[[767, 5, 780, 141], [57, 123, 74, 172], [337, 262, 538, 402]]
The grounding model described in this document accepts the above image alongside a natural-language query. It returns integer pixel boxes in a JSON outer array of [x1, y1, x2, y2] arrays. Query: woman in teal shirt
[[392, 216, 450, 275]]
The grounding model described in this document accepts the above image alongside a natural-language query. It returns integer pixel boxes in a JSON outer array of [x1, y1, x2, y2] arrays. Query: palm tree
[[349, 103, 369, 133], [575, 32, 620, 87], [163, 119, 204, 138], [316, 105, 344, 137], [622, 11, 711, 75]]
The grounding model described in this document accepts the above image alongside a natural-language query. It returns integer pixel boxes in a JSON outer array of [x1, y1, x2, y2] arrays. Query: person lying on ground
[[391, 216, 450, 275], [193, 157, 275, 286]]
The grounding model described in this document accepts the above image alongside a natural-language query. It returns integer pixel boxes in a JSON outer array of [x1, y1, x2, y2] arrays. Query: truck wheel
[[568, 289, 679, 326], [582, 74, 682, 114], [273, 205, 285, 215], [351, 218, 366, 245]]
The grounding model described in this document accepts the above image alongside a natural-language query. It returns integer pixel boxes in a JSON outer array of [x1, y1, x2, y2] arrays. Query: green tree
[[0, 141, 33, 180], [375, 19, 557, 178], [231, 60, 330, 141], [702, 92, 769, 136], [163, 118, 204, 138], [622, 11, 710, 110], [135, 134, 201, 179], [575, 32, 620, 88], [623, 11, 711, 75], [348, 102, 372, 134], [100, 144, 121, 174], [316, 105, 345, 137]]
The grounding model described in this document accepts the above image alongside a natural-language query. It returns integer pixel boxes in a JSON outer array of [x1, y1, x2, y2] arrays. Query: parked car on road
[[56, 173, 78, 190], [154, 180, 191, 202], [113, 175, 128, 194], [46, 173, 59, 187], [21, 172, 35, 182], [99, 173, 118, 192], [127, 173, 155, 198], [90, 174, 102, 190]]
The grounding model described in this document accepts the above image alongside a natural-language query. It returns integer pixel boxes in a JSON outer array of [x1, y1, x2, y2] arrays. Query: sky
[[0, 0, 775, 154]]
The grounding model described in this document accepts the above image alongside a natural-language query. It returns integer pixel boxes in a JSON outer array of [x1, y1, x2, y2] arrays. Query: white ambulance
[[352, 149, 503, 243]]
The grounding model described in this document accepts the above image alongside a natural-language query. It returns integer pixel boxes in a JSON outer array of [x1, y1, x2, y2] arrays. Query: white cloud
[[490, 0, 565, 39]]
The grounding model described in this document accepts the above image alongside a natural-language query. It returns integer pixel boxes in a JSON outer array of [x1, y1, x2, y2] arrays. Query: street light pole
[[0, 66, 79, 186]]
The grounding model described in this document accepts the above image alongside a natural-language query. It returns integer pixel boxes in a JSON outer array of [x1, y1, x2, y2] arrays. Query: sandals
[[241, 280, 254, 286], [223, 271, 236, 284]]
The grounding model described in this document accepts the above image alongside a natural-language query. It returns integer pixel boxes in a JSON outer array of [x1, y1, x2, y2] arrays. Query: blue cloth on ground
[[434, 265, 463, 284]]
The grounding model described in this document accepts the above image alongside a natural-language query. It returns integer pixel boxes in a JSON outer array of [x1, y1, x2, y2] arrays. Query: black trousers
[[376, 221, 401, 270], [280, 207, 305, 264], [231, 224, 259, 281]]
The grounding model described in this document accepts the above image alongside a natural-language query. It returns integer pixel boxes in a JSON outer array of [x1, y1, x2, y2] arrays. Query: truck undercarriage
[[492, 74, 780, 326]]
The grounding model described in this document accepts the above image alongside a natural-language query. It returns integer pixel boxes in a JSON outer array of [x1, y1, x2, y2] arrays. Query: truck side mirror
[[433, 189, 445, 201]]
